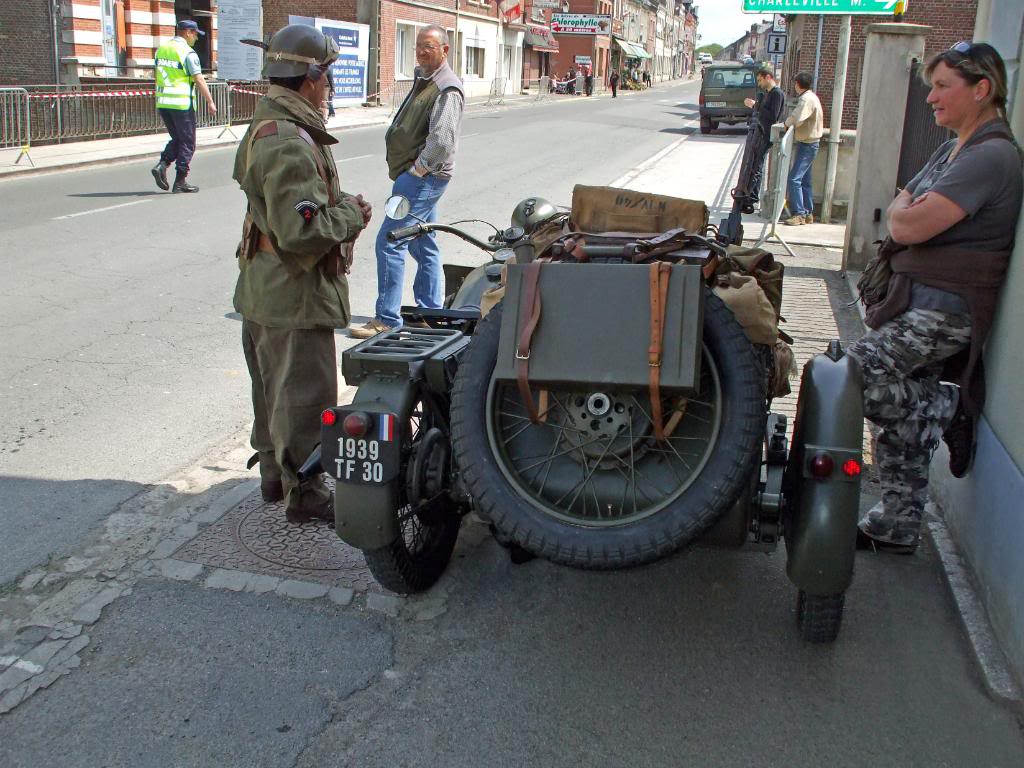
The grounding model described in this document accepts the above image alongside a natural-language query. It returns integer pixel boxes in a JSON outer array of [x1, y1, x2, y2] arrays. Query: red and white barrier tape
[[27, 90, 156, 99], [229, 86, 265, 96]]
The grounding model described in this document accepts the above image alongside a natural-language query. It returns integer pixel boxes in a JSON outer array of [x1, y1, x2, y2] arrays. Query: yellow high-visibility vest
[[155, 37, 196, 111]]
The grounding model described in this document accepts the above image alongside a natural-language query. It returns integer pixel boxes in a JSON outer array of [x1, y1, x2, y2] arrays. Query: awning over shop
[[613, 37, 651, 60], [629, 43, 652, 59], [524, 26, 558, 53]]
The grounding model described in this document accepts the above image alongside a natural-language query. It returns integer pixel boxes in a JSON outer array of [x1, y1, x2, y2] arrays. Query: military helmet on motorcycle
[[263, 24, 339, 79], [511, 197, 559, 234]]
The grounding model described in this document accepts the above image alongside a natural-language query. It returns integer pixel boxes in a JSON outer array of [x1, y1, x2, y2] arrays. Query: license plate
[[321, 409, 401, 485], [706, 101, 727, 107]]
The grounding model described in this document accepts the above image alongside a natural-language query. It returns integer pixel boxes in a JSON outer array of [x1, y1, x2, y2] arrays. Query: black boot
[[172, 172, 198, 193], [151, 161, 169, 191]]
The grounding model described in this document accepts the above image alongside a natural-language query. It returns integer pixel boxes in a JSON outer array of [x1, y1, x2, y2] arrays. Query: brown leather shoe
[[285, 498, 335, 525], [261, 479, 284, 503], [349, 319, 398, 339], [804, 213, 815, 224]]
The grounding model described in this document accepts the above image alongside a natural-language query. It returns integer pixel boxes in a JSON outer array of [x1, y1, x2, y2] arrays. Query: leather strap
[[294, 125, 337, 206], [648, 262, 672, 441], [516, 262, 544, 423]]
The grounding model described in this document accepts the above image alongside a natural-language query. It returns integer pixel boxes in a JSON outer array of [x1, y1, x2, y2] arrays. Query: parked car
[[699, 63, 756, 134], [698, 52, 714, 65]]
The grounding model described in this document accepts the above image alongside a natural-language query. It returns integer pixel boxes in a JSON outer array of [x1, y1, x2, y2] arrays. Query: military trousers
[[242, 318, 336, 513], [847, 308, 971, 546]]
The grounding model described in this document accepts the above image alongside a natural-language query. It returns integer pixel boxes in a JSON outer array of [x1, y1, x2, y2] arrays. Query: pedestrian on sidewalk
[[584, 65, 594, 97], [850, 42, 1021, 553], [567, 68, 576, 95], [326, 76, 336, 120], [743, 67, 786, 203], [610, 69, 619, 98], [782, 72, 823, 225], [151, 19, 217, 194], [351, 25, 464, 339], [644, 70, 652, 88], [233, 25, 372, 524]]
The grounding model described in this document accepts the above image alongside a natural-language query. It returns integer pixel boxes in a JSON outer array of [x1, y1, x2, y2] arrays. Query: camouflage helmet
[[511, 197, 559, 234], [263, 24, 339, 79]]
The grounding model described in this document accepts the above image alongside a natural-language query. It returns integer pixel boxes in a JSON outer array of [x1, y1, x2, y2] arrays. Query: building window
[[465, 46, 485, 78], [396, 23, 416, 78]]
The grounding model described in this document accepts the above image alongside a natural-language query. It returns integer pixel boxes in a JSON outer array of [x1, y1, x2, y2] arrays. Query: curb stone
[[927, 514, 1023, 707]]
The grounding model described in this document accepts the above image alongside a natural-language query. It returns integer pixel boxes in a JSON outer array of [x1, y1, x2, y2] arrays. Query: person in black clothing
[[610, 69, 619, 98], [584, 65, 594, 96], [743, 68, 786, 202]]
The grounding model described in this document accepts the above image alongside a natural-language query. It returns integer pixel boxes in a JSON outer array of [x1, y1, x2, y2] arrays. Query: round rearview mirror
[[493, 248, 515, 264], [384, 195, 411, 219]]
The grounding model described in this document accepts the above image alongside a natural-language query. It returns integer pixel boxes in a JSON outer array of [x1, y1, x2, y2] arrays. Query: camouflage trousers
[[846, 309, 971, 546]]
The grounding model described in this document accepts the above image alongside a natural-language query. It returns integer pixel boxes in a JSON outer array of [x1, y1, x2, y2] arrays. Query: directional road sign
[[742, 0, 904, 14]]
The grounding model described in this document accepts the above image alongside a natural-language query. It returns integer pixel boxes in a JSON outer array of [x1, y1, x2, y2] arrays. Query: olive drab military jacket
[[232, 85, 365, 329]]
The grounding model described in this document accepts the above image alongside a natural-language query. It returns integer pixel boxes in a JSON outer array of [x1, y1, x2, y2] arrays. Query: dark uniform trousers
[[242, 318, 336, 511], [158, 107, 197, 175]]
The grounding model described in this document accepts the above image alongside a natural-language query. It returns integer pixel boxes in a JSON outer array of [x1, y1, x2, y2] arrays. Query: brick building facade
[[0, 0, 58, 85], [780, 1, 979, 129]]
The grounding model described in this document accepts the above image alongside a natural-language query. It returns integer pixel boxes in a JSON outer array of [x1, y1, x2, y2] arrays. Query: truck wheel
[[450, 290, 764, 569], [363, 394, 461, 594], [796, 590, 845, 643]]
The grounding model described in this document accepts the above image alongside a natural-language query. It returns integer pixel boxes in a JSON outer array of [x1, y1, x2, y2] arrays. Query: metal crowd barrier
[[0, 87, 32, 165], [14, 81, 269, 146], [485, 78, 508, 106]]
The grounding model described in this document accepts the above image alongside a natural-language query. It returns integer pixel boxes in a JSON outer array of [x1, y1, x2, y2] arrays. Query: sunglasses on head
[[950, 40, 974, 56]]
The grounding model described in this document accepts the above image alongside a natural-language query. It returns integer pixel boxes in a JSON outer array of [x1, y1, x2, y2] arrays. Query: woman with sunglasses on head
[[850, 42, 1022, 553]]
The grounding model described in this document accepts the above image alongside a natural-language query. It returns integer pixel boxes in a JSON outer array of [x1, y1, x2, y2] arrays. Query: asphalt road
[[0, 82, 699, 585]]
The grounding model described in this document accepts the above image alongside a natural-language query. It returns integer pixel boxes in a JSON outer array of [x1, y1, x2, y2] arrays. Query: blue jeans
[[158, 108, 196, 175], [374, 171, 450, 327], [787, 141, 819, 217]]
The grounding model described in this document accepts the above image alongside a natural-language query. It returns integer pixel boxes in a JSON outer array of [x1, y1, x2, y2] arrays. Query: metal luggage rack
[[347, 326, 464, 362]]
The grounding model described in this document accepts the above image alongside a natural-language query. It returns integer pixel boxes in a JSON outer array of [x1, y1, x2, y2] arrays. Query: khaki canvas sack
[[712, 272, 778, 345], [570, 185, 708, 234]]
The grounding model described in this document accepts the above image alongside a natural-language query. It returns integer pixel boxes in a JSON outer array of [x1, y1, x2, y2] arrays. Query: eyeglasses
[[416, 44, 442, 52]]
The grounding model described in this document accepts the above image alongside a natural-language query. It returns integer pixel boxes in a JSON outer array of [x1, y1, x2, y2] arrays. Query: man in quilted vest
[[351, 25, 465, 338]]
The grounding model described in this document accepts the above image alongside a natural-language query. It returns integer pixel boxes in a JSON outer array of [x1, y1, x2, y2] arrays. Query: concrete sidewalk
[[613, 130, 847, 250]]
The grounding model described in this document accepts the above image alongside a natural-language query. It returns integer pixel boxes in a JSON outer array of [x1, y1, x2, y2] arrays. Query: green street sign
[[741, 0, 901, 14]]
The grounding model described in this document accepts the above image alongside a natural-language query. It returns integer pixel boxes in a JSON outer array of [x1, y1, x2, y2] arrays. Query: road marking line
[[608, 123, 698, 188], [0, 657, 44, 674], [52, 199, 152, 220], [337, 154, 373, 162]]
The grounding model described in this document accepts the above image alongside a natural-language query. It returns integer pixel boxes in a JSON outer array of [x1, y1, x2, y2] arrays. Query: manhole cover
[[238, 503, 355, 571], [172, 487, 379, 591]]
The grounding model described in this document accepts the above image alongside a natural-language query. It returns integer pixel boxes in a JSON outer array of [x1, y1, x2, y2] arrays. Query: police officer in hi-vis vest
[[151, 19, 216, 193]]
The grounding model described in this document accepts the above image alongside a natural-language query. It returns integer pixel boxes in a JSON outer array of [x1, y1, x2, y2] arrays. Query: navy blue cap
[[177, 19, 205, 36]]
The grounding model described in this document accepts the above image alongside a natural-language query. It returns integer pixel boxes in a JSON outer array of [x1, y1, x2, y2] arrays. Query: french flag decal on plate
[[378, 414, 394, 442]]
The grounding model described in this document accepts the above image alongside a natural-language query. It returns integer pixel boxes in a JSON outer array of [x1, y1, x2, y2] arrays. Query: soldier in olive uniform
[[233, 25, 372, 523]]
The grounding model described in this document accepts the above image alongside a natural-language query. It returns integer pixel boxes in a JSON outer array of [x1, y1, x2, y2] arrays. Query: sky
[[695, 1, 774, 48]]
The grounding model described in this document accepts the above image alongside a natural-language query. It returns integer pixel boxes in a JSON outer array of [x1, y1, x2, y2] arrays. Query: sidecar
[[313, 187, 863, 642]]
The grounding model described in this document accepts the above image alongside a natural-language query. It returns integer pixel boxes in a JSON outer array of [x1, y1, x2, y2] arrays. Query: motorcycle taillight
[[809, 452, 834, 479], [343, 412, 371, 438]]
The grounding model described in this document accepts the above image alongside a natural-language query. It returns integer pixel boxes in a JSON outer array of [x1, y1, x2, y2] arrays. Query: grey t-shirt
[[904, 119, 1023, 313]]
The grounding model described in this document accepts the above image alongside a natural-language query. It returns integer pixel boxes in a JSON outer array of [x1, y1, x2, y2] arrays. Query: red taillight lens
[[809, 452, 834, 479], [842, 459, 862, 477], [321, 409, 336, 426], [343, 412, 370, 438], [699, 93, 705, 105]]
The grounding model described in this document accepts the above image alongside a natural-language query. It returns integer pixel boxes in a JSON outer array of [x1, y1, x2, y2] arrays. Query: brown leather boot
[[285, 498, 335, 525]]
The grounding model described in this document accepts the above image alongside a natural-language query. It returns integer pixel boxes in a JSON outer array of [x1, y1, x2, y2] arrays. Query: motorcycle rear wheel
[[451, 290, 764, 569], [363, 392, 461, 594]]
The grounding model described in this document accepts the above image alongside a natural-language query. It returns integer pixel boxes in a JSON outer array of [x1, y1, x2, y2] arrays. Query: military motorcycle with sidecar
[[300, 187, 864, 643]]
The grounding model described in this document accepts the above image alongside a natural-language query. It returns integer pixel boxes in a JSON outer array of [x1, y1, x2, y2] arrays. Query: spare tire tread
[[452, 290, 763, 569]]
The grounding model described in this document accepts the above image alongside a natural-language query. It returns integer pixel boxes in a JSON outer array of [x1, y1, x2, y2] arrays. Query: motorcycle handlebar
[[387, 222, 502, 253], [388, 223, 425, 241]]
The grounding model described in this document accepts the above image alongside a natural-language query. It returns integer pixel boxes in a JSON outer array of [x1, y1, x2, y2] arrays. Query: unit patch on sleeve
[[294, 200, 320, 223]]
